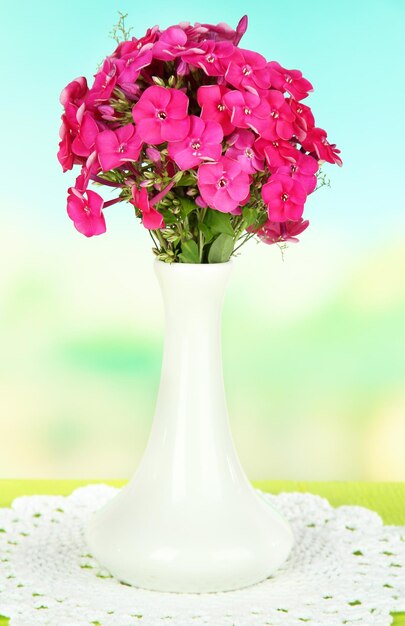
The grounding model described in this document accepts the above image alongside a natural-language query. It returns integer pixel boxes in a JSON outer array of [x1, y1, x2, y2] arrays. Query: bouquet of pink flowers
[[58, 15, 341, 263]]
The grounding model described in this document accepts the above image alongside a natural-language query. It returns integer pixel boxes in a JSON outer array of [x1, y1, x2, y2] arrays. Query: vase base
[[86, 485, 293, 594], [115, 571, 276, 594]]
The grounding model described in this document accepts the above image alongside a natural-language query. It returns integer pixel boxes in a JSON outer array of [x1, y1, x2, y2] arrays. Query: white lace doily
[[0, 485, 404, 626]]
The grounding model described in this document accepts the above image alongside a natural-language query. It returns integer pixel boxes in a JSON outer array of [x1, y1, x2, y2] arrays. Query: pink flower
[[234, 15, 248, 45], [168, 115, 223, 170], [198, 156, 250, 213], [112, 27, 159, 58], [195, 195, 207, 208], [262, 175, 307, 222], [302, 127, 342, 166], [60, 77, 88, 108], [197, 85, 234, 135], [256, 138, 299, 169], [57, 115, 79, 172], [267, 61, 313, 101], [186, 40, 234, 76], [277, 152, 319, 193], [95, 124, 142, 171], [67, 188, 106, 237], [74, 152, 99, 193], [257, 218, 309, 244], [58, 16, 341, 247], [153, 26, 203, 60], [146, 146, 162, 165], [71, 109, 100, 158], [225, 49, 270, 93], [176, 22, 207, 44], [223, 90, 270, 134], [132, 85, 190, 144], [287, 98, 315, 142], [97, 104, 117, 122], [226, 129, 264, 173], [62, 104, 81, 135], [115, 48, 153, 86], [200, 15, 248, 44], [131, 186, 164, 230], [261, 90, 295, 141], [59, 77, 89, 141], [86, 59, 117, 106]]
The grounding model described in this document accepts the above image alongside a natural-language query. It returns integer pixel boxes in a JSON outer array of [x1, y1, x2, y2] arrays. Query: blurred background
[[0, 0, 404, 481]]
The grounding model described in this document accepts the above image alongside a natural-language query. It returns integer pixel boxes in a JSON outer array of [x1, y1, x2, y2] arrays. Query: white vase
[[85, 260, 293, 593]]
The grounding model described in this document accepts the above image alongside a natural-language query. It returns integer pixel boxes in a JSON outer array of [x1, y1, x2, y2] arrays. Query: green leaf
[[204, 210, 234, 236], [175, 175, 196, 186], [242, 207, 259, 228], [178, 196, 197, 218], [208, 233, 234, 264], [159, 209, 178, 225], [179, 240, 200, 264], [199, 223, 213, 244]]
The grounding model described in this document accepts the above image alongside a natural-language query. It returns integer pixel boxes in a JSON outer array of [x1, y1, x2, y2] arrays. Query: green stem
[[154, 229, 168, 253], [198, 207, 207, 264], [199, 229, 204, 263], [232, 231, 256, 255], [148, 230, 159, 249]]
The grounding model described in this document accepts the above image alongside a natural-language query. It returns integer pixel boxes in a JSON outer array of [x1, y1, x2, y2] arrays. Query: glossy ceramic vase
[[85, 260, 293, 593]]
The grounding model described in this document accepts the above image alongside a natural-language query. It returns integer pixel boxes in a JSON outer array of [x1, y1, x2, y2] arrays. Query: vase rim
[[154, 259, 234, 269]]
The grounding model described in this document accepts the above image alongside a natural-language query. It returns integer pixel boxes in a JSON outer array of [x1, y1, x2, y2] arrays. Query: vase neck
[[133, 261, 242, 498], [154, 260, 232, 422], [155, 260, 232, 327]]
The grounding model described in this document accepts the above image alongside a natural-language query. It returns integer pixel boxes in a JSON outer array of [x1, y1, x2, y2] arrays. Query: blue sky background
[[0, 1, 405, 480]]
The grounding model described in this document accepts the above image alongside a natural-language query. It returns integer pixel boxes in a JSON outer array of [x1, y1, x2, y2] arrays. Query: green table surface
[[0, 480, 404, 625]]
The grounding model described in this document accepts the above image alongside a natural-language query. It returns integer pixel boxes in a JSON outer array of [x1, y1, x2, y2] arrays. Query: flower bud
[[173, 171, 184, 184], [152, 76, 166, 87]]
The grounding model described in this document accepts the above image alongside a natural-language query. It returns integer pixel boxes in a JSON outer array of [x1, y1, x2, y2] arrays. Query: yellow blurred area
[[1, 215, 404, 480]]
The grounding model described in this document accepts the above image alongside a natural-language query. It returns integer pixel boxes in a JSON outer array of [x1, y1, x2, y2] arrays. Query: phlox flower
[[276, 152, 319, 193], [195, 195, 207, 208], [71, 109, 100, 158], [197, 85, 234, 135], [257, 218, 309, 244], [186, 40, 234, 76], [112, 27, 159, 58], [168, 116, 223, 170], [200, 15, 248, 45], [97, 105, 117, 122], [131, 186, 164, 230], [153, 26, 204, 60], [260, 90, 295, 141], [267, 61, 313, 101], [302, 127, 342, 166], [95, 124, 142, 171], [225, 49, 270, 93], [57, 115, 78, 172], [74, 152, 100, 193], [287, 98, 315, 142], [60, 77, 88, 109], [226, 129, 264, 174], [146, 147, 161, 163], [255, 138, 300, 169], [262, 175, 307, 222], [197, 156, 250, 213], [86, 59, 117, 106], [67, 188, 106, 237], [58, 14, 340, 245], [223, 90, 270, 134], [132, 85, 190, 144], [116, 48, 153, 86]]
